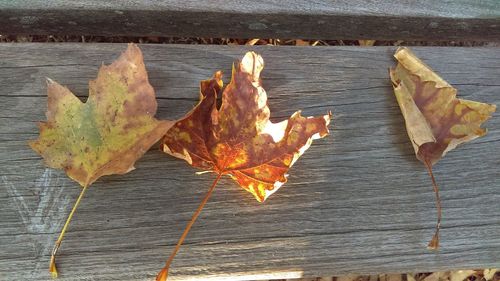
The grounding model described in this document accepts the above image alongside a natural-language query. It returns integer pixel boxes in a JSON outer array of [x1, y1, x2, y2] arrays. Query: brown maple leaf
[[390, 47, 496, 249], [156, 52, 331, 280], [29, 44, 173, 277]]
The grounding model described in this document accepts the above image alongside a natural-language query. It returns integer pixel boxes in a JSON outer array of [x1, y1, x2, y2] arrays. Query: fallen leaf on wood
[[157, 51, 331, 280], [29, 43, 173, 277], [390, 47, 496, 249]]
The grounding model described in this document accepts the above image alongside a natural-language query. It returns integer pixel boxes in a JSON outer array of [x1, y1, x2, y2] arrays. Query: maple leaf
[[29, 44, 173, 277], [156, 52, 331, 280], [390, 47, 496, 249]]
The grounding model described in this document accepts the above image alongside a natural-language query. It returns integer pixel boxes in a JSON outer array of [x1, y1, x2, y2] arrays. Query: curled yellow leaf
[[390, 47, 496, 249]]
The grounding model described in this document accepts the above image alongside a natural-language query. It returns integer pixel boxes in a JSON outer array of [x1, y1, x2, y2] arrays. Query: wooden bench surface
[[1, 44, 499, 280], [1, 1, 500, 40]]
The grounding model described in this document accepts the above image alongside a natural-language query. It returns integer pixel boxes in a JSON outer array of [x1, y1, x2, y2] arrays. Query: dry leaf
[[337, 275, 362, 281], [295, 39, 311, 46], [422, 272, 448, 281], [246, 38, 260, 45], [163, 51, 330, 201], [484, 269, 499, 281], [407, 274, 417, 281], [358, 40, 376, 46], [390, 47, 496, 249], [157, 51, 330, 280], [30, 44, 173, 277], [450, 270, 476, 281], [385, 274, 403, 281], [30, 44, 172, 187]]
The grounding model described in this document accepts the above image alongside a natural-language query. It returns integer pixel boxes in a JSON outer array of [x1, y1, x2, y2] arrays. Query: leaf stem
[[424, 160, 441, 249], [156, 172, 223, 281], [49, 184, 89, 278]]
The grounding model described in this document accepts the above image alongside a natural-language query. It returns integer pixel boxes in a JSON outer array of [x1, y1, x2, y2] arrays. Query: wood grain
[[1, 1, 500, 40], [0, 44, 499, 281]]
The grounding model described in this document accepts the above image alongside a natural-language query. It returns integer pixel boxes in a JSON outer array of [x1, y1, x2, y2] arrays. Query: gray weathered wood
[[0, 44, 499, 281], [1, 1, 500, 40]]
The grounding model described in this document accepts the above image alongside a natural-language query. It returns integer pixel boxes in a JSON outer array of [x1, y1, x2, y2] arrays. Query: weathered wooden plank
[[1, 1, 500, 40], [0, 44, 499, 281]]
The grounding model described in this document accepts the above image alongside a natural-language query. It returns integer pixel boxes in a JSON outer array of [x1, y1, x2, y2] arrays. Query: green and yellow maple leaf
[[30, 44, 172, 277]]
